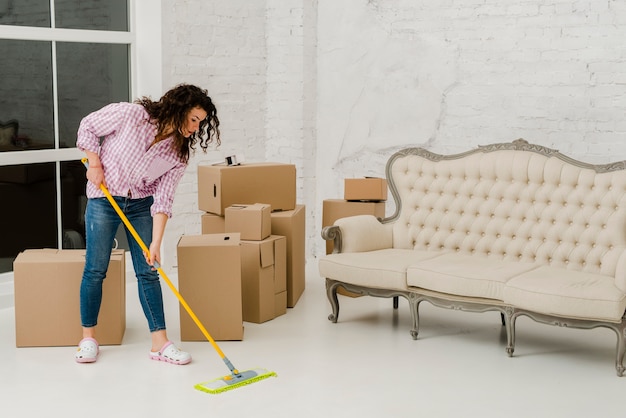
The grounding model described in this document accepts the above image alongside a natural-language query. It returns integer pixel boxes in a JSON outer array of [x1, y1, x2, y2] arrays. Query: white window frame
[[0, 0, 161, 278]]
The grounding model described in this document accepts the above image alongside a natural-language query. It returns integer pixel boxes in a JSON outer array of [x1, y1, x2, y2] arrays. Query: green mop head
[[194, 368, 277, 394]]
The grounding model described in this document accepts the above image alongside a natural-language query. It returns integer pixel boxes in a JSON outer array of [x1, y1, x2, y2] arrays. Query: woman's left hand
[[145, 241, 161, 269], [147, 213, 167, 270]]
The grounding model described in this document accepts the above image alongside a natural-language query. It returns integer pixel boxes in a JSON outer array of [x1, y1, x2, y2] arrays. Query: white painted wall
[[160, 0, 626, 272]]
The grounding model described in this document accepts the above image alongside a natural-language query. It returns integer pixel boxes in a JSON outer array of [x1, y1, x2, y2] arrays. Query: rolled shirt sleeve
[[76, 103, 125, 154], [150, 164, 186, 218]]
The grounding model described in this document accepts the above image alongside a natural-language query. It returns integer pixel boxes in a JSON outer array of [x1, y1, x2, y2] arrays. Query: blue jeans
[[80, 196, 166, 333]]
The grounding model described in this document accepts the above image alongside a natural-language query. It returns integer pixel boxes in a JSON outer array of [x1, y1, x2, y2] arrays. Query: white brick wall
[[266, 1, 318, 265], [161, 0, 626, 268]]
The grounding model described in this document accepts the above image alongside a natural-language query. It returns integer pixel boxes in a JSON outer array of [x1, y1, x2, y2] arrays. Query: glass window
[[57, 42, 130, 148], [55, 0, 129, 31], [0, 0, 132, 273], [0, 163, 58, 261], [0, 40, 54, 151], [60, 160, 87, 250], [0, 0, 128, 30], [0, 0, 51, 28]]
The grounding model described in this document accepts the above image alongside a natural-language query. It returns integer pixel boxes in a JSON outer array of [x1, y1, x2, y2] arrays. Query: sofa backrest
[[386, 139, 626, 280]]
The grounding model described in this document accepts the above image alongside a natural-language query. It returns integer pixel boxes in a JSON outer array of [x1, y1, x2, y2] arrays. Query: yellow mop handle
[[81, 158, 236, 371]]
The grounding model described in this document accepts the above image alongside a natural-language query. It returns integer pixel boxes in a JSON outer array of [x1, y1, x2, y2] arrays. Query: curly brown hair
[[136, 84, 220, 164]]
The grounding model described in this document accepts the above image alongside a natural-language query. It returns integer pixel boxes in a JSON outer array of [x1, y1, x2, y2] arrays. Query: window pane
[[55, 0, 129, 31], [0, 163, 57, 273], [61, 161, 87, 250], [0, 40, 54, 152], [56, 42, 130, 148], [0, 0, 51, 27]]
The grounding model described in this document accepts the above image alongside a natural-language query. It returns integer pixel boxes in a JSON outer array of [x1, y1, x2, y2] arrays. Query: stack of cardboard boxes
[[322, 177, 388, 297], [178, 162, 306, 341], [12, 161, 306, 348], [10, 171, 380, 348]]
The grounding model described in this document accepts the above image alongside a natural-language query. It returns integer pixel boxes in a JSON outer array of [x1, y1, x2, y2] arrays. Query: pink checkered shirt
[[76, 102, 186, 218]]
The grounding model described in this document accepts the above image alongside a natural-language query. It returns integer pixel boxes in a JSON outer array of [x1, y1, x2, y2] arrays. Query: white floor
[[1, 261, 625, 418]]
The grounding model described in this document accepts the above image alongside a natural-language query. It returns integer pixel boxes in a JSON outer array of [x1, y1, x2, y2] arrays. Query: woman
[[74, 84, 220, 364]]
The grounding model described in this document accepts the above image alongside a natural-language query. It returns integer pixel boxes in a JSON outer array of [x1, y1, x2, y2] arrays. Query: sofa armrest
[[321, 214, 393, 253], [321, 225, 342, 253]]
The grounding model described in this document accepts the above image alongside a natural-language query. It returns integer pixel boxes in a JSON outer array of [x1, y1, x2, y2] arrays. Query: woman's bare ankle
[[82, 327, 96, 340], [151, 330, 169, 352]]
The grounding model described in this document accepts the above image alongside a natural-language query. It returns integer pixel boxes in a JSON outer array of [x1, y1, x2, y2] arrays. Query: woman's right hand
[[84, 152, 105, 188], [86, 164, 105, 187]]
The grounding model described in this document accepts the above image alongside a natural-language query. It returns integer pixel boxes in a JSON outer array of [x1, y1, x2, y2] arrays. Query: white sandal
[[149, 341, 191, 365], [75, 338, 99, 363]]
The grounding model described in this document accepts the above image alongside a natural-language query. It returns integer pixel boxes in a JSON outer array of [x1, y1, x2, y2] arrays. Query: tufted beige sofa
[[319, 139, 626, 376]]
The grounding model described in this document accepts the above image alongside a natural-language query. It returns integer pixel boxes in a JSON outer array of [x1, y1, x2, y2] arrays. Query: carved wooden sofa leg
[[409, 295, 422, 340], [505, 307, 516, 357], [613, 319, 626, 377], [325, 278, 420, 339], [510, 309, 626, 376], [326, 278, 342, 323]]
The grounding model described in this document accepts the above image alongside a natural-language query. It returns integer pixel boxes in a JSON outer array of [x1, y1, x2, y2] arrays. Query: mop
[[82, 158, 277, 394]]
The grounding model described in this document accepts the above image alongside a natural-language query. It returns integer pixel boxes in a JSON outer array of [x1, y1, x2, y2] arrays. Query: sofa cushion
[[319, 249, 443, 291], [407, 253, 540, 300], [504, 266, 626, 322]]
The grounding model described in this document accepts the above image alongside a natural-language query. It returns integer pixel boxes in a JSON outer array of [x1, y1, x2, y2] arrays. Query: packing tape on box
[[207, 154, 246, 166]]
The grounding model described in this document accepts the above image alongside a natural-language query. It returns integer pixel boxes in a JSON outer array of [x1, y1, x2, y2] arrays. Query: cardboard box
[[322, 199, 386, 297], [275, 291, 287, 318], [198, 162, 296, 215], [225, 203, 271, 241], [201, 213, 225, 234], [14, 249, 125, 347], [270, 205, 305, 307], [344, 177, 388, 201], [177, 234, 244, 341], [241, 235, 287, 323]]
